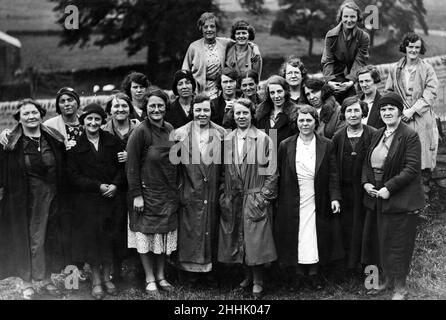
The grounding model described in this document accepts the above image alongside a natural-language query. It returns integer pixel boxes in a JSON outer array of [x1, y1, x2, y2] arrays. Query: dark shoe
[[103, 280, 118, 296], [156, 279, 174, 293], [22, 287, 36, 300], [252, 283, 264, 300], [44, 284, 62, 297], [307, 275, 324, 290], [91, 284, 105, 300], [238, 278, 252, 290]]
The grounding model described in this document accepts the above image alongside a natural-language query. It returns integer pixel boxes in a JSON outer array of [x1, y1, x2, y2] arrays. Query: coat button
[[204, 200, 208, 204], [203, 177, 208, 182]]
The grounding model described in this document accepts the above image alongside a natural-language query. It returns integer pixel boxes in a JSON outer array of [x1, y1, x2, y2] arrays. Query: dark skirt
[[341, 183, 366, 269], [71, 194, 117, 265], [361, 179, 418, 281]]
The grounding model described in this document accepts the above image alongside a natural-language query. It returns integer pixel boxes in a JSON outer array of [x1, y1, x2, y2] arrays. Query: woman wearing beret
[[275, 105, 343, 290], [361, 92, 424, 300], [225, 20, 262, 79], [67, 103, 125, 299], [384, 33, 439, 201], [165, 69, 196, 129], [321, 1, 370, 104], [127, 90, 180, 295], [332, 97, 376, 273], [0, 99, 66, 299]]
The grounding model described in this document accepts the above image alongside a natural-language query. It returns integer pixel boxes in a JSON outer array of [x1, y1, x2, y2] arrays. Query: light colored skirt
[[128, 223, 177, 255]]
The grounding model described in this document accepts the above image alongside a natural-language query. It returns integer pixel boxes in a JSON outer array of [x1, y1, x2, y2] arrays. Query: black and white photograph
[[1, 0, 446, 306]]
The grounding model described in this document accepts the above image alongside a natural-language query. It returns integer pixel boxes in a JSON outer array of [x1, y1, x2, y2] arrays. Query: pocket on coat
[[245, 193, 268, 222]]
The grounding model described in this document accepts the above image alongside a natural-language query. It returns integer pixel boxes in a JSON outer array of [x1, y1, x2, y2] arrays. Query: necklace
[[29, 136, 41, 151], [206, 42, 216, 50]]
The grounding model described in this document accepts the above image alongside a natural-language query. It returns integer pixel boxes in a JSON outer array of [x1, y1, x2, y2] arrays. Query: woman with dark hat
[[67, 103, 125, 299], [361, 92, 424, 300], [0, 99, 66, 299], [165, 69, 197, 129], [225, 20, 262, 79], [127, 90, 180, 295]]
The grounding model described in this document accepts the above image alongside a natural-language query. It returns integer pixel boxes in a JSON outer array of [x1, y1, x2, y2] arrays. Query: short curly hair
[[13, 99, 46, 122], [197, 12, 219, 34], [230, 20, 255, 41], [339, 96, 369, 121], [356, 65, 381, 84], [228, 98, 257, 126], [399, 32, 427, 55], [121, 72, 150, 98], [105, 92, 134, 115], [279, 55, 308, 81]]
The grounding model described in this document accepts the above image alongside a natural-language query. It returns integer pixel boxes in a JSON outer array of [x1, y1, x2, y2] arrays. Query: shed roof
[[0, 31, 21, 48]]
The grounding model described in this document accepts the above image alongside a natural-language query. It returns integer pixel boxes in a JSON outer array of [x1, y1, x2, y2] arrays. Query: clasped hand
[[100, 184, 117, 198], [364, 183, 390, 199]]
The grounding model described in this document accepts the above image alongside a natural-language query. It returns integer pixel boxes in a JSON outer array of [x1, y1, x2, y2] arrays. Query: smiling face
[[233, 102, 252, 130], [58, 94, 79, 118], [130, 81, 148, 102], [297, 112, 316, 137], [177, 78, 193, 99], [241, 77, 257, 98], [221, 74, 237, 98], [358, 72, 377, 96], [304, 86, 322, 108], [202, 19, 217, 42], [83, 113, 103, 135], [110, 98, 130, 122], [406, 40, 422, 61], [341, 7, 358, 30], [193, 101, 211, 127], [19, 103, 42, 129], [268, 84, 285, 108], [380, 104, 401, 127], [344, 102, 363, 127], [147, 96, 166, 122], [235, 29, 249, 46], [285, 64, 302, 87]]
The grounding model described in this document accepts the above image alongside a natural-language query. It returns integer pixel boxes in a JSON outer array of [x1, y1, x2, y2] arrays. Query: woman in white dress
[[275, 104, 344, 291]]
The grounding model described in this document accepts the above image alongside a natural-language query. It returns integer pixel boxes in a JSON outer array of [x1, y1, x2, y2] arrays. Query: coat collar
[[5, 123, 64, 151], [74, 129, 114, 152]]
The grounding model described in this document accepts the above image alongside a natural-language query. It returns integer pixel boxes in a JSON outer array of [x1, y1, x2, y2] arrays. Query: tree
[[49, 0, 220, 82], [270, 0, 340, 57]]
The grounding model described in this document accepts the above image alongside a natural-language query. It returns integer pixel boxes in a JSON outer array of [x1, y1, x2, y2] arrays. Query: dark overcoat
[[165, 98, 193, 129], [218, 126, 278, 266], [275, 133, 344, 267], [0, 124, 66, 281], [332, 125, 376, 268], [174, 121, 226, 265], [67, 130, 124, 265], [361, 91, 385, 129], [361, 122, 424, 213]]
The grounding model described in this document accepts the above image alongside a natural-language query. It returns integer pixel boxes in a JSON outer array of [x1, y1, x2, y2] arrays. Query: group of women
[[0, 1, 440, 301]]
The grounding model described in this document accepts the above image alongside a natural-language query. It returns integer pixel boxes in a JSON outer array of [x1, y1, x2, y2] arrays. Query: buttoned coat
[[174, 121, 226, 265], [275, 133, 344, 267], [385, 57, 439, 169], [218, 126, 278, 266], [362, 122, 424, 214]]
